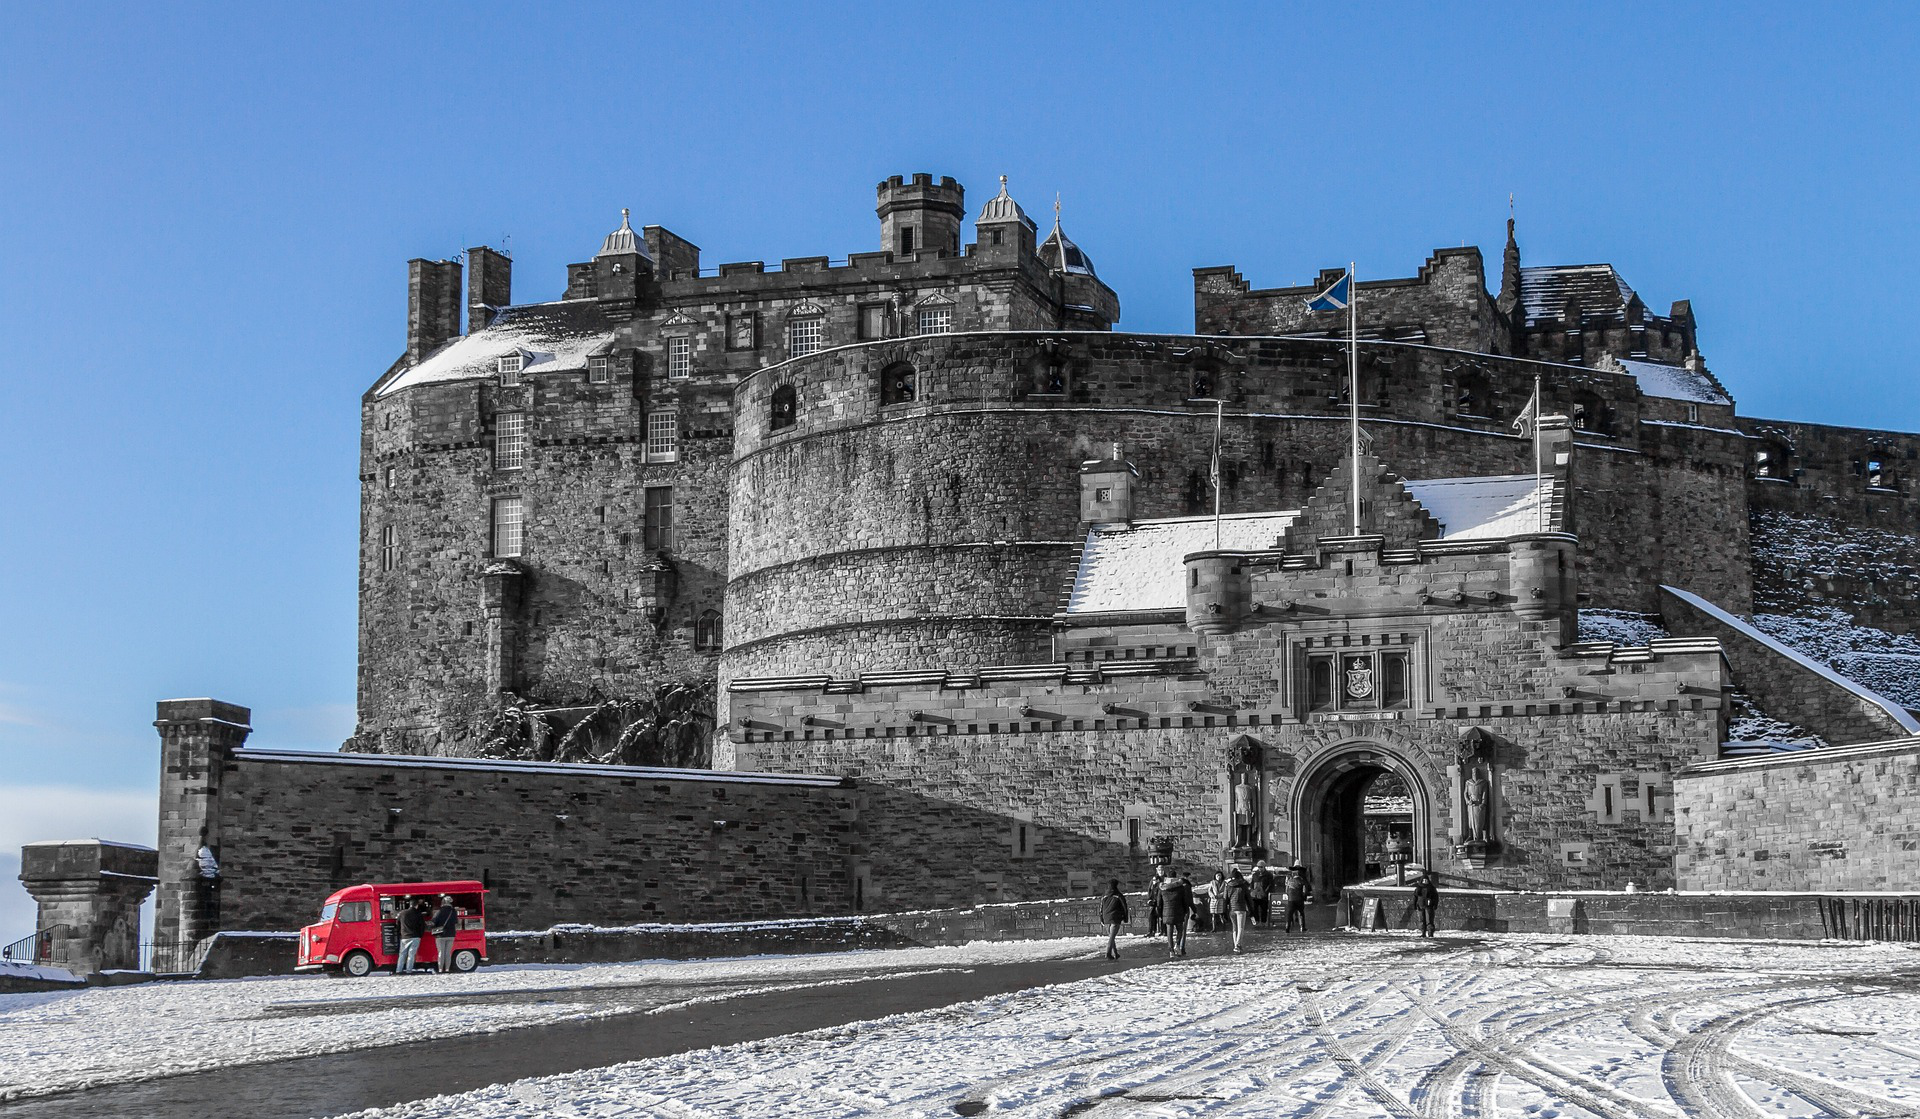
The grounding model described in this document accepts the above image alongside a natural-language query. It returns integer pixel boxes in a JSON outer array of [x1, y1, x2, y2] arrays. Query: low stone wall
[[194, 894, 1140, 979], [1673, 735, 1920, 891], [1343, 885, 1920, 940], [1659, 585, 1916, 744]]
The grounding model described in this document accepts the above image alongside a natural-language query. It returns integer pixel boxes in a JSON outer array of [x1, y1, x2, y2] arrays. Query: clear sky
[[2, 3, 1916, 935]]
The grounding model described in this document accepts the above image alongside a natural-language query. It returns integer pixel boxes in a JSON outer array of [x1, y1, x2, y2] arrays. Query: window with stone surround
[[588, 354, 612, 383], [770, 384, 797, 431], [380, 525, 398, 572], [915, 305, 951, 335], [1304, 648, 1412, 713], [494, 411, 527, 470], [490, 496, 523, 558], [497, 353, 524, 386], [666, 336, 692, 380], [880, 362, 916, 406], [788, 316, 823, 358], [728, 312, 757, 351], [645, 411, 679, 463], [695, 609, 722, 650], [644, 486, 673, 552]]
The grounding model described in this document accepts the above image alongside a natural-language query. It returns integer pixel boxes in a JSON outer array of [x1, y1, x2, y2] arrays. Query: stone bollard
[[17, 840, 158, 975]]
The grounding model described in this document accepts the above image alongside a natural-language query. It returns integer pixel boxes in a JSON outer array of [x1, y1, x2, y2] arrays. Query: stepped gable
[[1280, 451, 1442, 554]]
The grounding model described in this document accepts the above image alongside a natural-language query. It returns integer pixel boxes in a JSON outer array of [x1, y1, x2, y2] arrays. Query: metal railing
[[1820, 897, 1920, 942], [2, 925, 64, 964], [139, 937, 211, 975]]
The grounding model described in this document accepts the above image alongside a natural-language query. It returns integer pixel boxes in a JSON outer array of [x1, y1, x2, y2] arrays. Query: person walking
[[1208, 871, 1230, 937], [1225, 868, 1254, 952], [1250, 861, 1274, 925], [1180, 873, 1203, 937], [1145, 869, 1164, 939], [1282, 862, 1313, 934], [394, 897, 429, 975], [1411, 871, 1440, 938], [1100, 879, 1130, 959], [430, 894, 460, 974], [1158, 870, 1191, 958]]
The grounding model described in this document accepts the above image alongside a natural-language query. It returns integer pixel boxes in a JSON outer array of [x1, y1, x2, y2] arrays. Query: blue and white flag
[[1306, 271, 1352, 311]]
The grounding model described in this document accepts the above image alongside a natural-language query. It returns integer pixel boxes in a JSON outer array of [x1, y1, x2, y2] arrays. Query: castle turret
[[877, 173, 964, 258], [1080, 443, 1136, 526], [593, 208, 652, 318], [973, 175, 1036, 262], [1040, 197, 1120, 329]]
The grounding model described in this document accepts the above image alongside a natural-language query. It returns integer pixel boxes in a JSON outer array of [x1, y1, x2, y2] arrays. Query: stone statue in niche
[[1224, 735, 1265, 860], [1454, 726, 1501, 858], [1232, 773, 1260, 848], [1462, 767, 1491, 841]]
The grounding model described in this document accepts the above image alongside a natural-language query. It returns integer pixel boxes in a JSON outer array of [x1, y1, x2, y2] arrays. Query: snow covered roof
[[1517, 264, 1637, 326], [1063, 474, 1553, 616], [377, 299, 616, 397], [1615, 358, 1731, 405]]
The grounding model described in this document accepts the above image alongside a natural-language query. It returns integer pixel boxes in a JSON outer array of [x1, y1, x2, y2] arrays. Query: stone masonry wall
[[1674, 737, 1920, 891]]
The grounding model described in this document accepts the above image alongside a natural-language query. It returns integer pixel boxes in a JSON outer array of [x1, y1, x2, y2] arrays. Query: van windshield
[[320, 902, 338, 922]]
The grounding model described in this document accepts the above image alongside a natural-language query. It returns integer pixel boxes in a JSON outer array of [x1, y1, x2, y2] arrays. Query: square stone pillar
[[18, 840, 158, 975], [154, 698, 251, 952]]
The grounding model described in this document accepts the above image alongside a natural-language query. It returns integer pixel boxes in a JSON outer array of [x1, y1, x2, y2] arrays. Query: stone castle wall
[[1674, 736, 1920, 892]]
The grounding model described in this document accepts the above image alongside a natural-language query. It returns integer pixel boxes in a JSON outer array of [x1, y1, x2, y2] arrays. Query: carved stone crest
[[1456, 726, 1495, 768], [1344, 655, 1374, 700], [1225, 734, 1263, 769]]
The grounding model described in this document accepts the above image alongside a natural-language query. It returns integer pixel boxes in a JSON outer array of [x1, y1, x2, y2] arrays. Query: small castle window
[[916, 306, 952, 335], [1094, 486, 1112, 503], [1456, 372, 1492, 418], [788, 317, 824, 358], [770, 385, 797, 431], [858, 303, 890, 341], [1685, 402, 1700, 424], [991, 229, 1003, 246], [384, 466, 395, 489], [728, 313, 757, 351], [494, 412, 527, 471], [880, 362, 916, 406], [588, 354, 612, 384], [645, 411, 680, 464], [667, 337, 692, 380], [695, 609, 723, 651], [380, 525, 398, 572], [1867, 460, 1890, 489], [898, 227, 916, 256], [497, 353, 524, 385], [490, 496, 523, 558], [1191, 368, 1214, 399], [644, 486, 674, 551]]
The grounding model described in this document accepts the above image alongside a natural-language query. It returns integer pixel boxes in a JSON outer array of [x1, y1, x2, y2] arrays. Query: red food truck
[[296, 880, 488, 977]]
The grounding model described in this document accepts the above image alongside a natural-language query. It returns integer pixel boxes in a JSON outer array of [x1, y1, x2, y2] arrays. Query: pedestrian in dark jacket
[[1158, 872, 1191, 958], [1282, 863, 1313, 934], [1145, 870, 1164, 939], [1180, 874, 1204, 935], [430, 895, 460, 973], [1225, 869, 1254, 952], [1411, 873, 1440, 938], [1100, 880, 1130, 959], [394, 898, 429, 975], [1250, 861, 1274, 924]]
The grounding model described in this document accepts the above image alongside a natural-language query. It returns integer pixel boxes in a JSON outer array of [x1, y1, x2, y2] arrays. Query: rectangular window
[[728, 313, 757, 351], [667, 337, 692, 379], [380, 525, 398, 572], [788, 317, 823, 357], [858, 303, 889, 340], [1307, 657, 1335, 712], [497, 353, 524, 386], [916, 306, 952, 335], [1685, 402, 1700, 423], [494, 411, 527, 470], [491, 496, 524, 558], [588, 354, 612, 384], [645, 411, 680, 463], [644, 486, 674, 551], [1382, 651, 1410, 707]]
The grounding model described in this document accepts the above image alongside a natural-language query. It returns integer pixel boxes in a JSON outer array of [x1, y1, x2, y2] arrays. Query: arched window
[[695, 609, 723, 651], [1190, 366, 1215, 400], [1753, 439, 1792, 481], [880, 362, 917, 405], [1455, 372, 1495, 419], [769, 384, 797, 431]]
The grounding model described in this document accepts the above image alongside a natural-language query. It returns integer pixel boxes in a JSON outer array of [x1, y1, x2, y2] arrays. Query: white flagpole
[[1348, 263, 1360, 536], [1213, 397, 1224, 549], [1534, 371, 1544, 532]]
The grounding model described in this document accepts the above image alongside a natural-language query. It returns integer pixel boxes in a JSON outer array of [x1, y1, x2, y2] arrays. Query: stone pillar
[[480, 562, 524, 698], [18, 841, 158, 975], [154, 699, 251, 952]]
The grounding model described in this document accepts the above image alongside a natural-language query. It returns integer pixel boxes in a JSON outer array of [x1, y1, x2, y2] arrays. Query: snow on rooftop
[[1403, 474, 1550, 539], [1517, 263, 1636, 325], [377, 300, 615, 398], [1065, 511, 1294, 615], [1616, 358, 1731, 405]]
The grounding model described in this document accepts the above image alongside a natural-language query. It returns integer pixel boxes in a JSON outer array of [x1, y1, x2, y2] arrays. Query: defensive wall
[[1343, 884, 1920, 941], [1673, 735, 1920, 892]]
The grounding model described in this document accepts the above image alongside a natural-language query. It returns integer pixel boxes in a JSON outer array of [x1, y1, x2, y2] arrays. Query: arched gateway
[[1291, 743, 1431, 900]]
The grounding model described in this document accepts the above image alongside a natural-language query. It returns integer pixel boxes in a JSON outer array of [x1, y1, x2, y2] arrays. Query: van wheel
[[342, 950, 375, 978], [451, 949, 479, 973]]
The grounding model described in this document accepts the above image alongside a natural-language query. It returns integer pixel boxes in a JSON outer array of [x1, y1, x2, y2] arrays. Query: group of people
[[391, 893, 463, 975], [1098, 863, 1445, 959]]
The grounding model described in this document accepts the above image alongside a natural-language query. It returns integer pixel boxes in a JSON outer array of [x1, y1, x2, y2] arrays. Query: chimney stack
[[407, 258, 463, 365], [466, 247, 511, 334]]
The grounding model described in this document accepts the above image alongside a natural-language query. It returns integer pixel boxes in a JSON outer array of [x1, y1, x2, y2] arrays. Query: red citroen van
[[296, 880, 488, 977]]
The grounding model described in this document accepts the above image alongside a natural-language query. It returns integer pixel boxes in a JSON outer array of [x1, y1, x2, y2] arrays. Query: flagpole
[[1213, 397, 1224, 549], [1534, 371, 1544, 532], [1348, 262, 1360, 536]]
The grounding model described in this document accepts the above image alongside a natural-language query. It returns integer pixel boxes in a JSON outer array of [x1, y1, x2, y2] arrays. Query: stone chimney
[[407, 258, 463, 364], [466, 247, 511, 334]]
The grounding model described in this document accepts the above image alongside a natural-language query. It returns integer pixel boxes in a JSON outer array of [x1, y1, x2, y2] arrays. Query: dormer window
[[497, 353, 524, 386], [588, 354, 612, 384]]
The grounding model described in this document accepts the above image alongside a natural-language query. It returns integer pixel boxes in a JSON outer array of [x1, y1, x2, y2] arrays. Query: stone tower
[[877, 173, 965, 257]]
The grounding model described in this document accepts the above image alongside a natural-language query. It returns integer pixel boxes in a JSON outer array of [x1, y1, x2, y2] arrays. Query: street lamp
[[1385, 832, 1412, 886]]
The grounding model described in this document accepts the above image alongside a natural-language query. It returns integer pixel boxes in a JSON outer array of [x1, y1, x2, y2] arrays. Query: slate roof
[[1064, 474, 1553, 616], [1616, 358, 1732, 405], [1517, 264, 1638, 326], [377, 299, 616, 397], [1040, 224, 1097, 278]]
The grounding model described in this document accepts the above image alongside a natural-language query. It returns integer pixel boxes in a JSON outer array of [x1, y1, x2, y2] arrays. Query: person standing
[[1225, 868, 1254, 953], [1282, 862, 1313, 934], [394, 898, 429, 976], [430, 894, 460, 974], [1180, 873, 1204, 936], [1145, 869, 1164, 939], [1100, 879, 1129, 959], [1159, 870, 1191, 958], [1411, 872, 1440, 938], [1208, 871, 1229, 937], [1250, 861, 1273, 925]]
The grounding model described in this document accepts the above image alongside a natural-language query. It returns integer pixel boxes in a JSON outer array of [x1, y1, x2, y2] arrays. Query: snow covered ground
[[0, 938, 1092, 1103], [341, 933, 1920, 1119]]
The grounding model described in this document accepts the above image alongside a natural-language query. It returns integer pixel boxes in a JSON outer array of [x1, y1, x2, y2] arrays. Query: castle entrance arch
[[1292, 744, 1428, 901]]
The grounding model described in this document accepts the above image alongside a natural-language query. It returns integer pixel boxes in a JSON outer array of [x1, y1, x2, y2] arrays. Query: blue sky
[[2, 3, 1915, 934]]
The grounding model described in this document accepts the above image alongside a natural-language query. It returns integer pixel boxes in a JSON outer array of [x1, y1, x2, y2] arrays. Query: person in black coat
[[394, 898, 429, 975], [1249, 861, 1274, 925], [1281, 863, 1313, 934], [1099, 880, 1130, 959], [1224, 869, 1255, 953], [1158, 871, 1191, 958], [1411, 872, 1440, 937], [1145, 870, 1164, 939]]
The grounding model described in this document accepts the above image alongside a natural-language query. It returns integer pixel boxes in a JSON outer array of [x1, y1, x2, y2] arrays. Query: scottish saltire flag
[[1306, 272, 1352, 311]]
